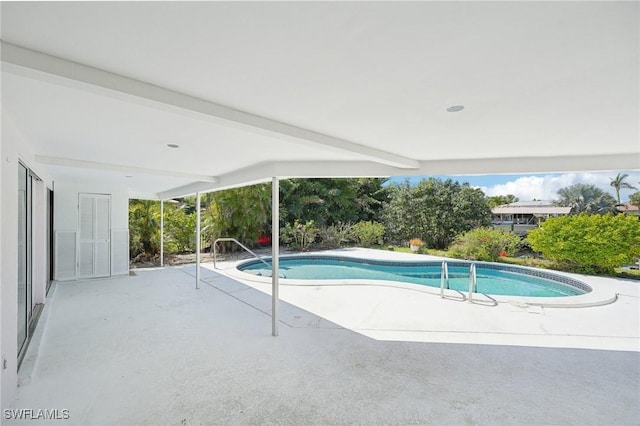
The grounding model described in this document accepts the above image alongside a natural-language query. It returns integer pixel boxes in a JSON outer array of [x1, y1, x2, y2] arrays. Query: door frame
[[77, 193, 112, 279]]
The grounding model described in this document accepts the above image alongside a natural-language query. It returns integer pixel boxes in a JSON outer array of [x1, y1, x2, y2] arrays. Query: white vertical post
[[468, 263, 476, 303], [196, 192, 201, 290], [160, 200, 164, 267], [272, 177, 279, 337]]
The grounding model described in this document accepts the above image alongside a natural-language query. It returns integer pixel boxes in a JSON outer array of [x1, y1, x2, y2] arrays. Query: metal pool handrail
[[213, 237, 271, 270], [468, 263, 478, 303], [440, 261, 450, 298]]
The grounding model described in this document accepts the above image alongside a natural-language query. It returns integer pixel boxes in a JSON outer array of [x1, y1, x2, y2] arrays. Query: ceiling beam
[[156, 152, 638, 198], [157, 160, 402, 198], [35, 155, 219, 182], [2, 41, 420, 169], [412, 153, 638, 176]]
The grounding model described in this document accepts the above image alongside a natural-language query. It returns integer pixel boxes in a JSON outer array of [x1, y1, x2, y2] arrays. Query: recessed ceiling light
[[167, 143, 180, 148], [447, 105, 464, 112]]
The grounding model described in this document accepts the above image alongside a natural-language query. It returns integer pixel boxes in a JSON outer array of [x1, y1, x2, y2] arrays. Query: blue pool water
[[238, 256, 590, 297]]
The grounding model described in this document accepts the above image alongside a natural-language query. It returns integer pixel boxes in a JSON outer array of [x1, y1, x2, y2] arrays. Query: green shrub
[[316, 223, 352, 249], [350, 221, 385, 247], [202, 184, 271, 251], [281, 220, 318, 251], [164, 205, 197, 254], [449, 227, 521, 262], [129, 200, 161, 257], [527, 213, 640, 275]]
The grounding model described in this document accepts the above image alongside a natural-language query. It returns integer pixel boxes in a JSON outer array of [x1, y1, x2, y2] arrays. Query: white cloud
[[480, 171, 640, 202]]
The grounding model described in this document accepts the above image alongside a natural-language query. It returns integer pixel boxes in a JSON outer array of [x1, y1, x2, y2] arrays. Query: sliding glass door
[[17, 163, 33, 355]]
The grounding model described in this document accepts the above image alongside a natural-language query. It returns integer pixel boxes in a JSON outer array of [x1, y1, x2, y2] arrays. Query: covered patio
[[1, 2, 639, 420], [12, 257, 639, 425]]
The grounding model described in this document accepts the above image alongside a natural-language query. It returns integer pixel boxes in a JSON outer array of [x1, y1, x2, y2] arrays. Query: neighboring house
[[616, 202, 640, 217], [491, 201, 572, 235]]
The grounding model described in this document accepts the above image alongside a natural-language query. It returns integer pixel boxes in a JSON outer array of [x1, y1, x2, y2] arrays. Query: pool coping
[[226, 252, 619, 308]]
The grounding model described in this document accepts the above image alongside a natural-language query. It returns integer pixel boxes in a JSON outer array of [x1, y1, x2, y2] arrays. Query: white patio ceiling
[[2, 2, 638, 198]]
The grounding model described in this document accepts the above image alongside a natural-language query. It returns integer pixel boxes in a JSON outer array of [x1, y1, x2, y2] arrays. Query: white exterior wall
[[0, 110, 52, 410], [53, 181, 129, 280], [54, 182, 128, 231], [1, 109, 131, 410]]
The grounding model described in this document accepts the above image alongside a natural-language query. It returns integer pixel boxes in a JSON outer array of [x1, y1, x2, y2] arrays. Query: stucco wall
[[1, 110, 52, 410], [53, 182, 128, 232], [1, 108, 131, 410], [53, 181, 129, 280]]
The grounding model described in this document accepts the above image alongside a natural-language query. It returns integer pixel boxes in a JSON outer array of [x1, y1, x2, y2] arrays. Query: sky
[[389, 170, 640, 202]]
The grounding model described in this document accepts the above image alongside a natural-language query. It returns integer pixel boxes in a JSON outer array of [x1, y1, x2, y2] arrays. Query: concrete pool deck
[[220, 248, 639, 352], [228, 249, 619, 309], [9, 248, 640, 425]]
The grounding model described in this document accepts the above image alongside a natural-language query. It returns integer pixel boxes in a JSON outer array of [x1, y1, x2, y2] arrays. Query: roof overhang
[[2, 2, 638, 198], [492, 206, 573, 215]]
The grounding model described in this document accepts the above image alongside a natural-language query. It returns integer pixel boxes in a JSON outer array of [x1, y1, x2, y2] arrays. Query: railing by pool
[[213, 237, 270, 270], [468, 263, 478, 303], [213, 237, 286, 278], [440, 261, 450, 298], [440, 260, 478, 302]]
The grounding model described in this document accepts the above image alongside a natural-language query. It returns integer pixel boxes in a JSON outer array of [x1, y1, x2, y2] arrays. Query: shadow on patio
[[9, 267, 639, 425]]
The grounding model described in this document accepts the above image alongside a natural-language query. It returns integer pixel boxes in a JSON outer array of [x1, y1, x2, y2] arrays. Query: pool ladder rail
[[213, 237, 286, 278], [468, 263, 478, 303], [439, 261, 450, 298], [439, 261, 478, 302]]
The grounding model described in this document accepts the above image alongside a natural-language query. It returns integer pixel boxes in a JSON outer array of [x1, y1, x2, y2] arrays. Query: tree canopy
[[382, 178, 491, 249], [609, 173, 637, 205], [279, 178, 387, 227], [487, 194, 519, 208], [555, 183, 617, 214]]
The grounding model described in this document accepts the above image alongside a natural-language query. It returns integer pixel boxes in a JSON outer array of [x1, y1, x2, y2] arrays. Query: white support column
[[271, 177, 279, 337], [160, 200, 164, 267], [196, 192, 201, 290]]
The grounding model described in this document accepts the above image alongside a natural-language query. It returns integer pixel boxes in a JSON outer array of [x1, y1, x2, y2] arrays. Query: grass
[[614, 268, 640, 280]]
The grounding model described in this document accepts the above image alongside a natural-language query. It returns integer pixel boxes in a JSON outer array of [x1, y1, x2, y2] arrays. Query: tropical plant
[[129, 198, 201, 259], [382, 178, 491, 249], [202, 183, 271, 251], [449, 227, 521, 262], [555, 183, 617, 214], [527, 213, 640, 274], [129, 199, 161, 257], [316, 223, 352, 249], [164, 204, 197, 253], [610, 173, 637, 205], [487, 194, 519, 208], [350, 221, 385, 247], [280, 178, 388, 227], [280, 220, 318, 251], [629, 191, 640, 207]]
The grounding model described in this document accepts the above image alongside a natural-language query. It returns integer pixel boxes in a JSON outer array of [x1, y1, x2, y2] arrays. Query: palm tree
[[129, 199, 161, 256], [202, 183, 272, 252], [555, 183, 617, 214], [609, 173, 637, 204]]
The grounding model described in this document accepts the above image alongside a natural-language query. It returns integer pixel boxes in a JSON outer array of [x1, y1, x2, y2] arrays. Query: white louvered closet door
[[78, 193, 111, 278]]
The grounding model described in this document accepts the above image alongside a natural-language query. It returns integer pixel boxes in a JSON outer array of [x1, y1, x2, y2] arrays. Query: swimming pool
[[237, 255, 591, 298]]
